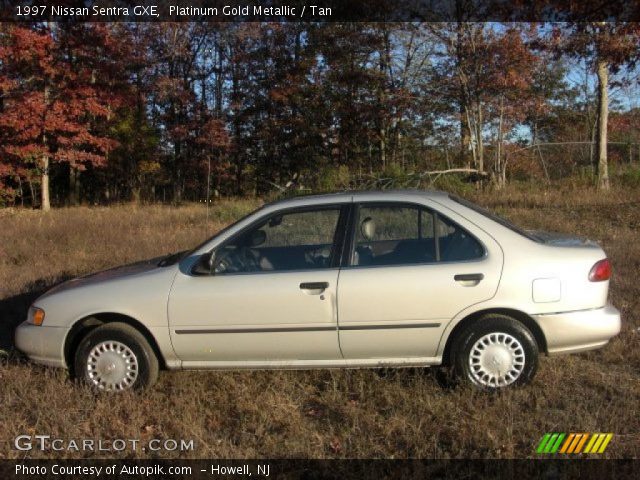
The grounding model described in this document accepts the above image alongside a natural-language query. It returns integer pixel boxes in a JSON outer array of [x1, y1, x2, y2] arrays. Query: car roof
[[264, 189, 450, 207]]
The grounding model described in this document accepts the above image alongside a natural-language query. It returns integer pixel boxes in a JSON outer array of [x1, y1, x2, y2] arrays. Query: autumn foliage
[[1, 22, 639, 208], [0, 23, 127, 208]]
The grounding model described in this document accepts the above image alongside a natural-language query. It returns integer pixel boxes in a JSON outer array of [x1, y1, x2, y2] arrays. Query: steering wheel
[[213, 249, 235, 274], [215, 246, 261, 274], [238, 246, 261, 271]]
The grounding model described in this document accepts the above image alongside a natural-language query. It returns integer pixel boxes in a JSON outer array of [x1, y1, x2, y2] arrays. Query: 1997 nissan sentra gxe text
[[15, 190, 621, 391]]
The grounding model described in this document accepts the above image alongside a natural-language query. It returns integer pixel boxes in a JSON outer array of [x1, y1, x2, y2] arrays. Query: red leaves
[[548, 22, 640, 70], [0, 23, 126, 180], [198, 118, 230, 149]]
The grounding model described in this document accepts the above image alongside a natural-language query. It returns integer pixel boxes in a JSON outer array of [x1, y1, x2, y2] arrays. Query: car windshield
[[161, 206, 266, 266], [449, 194, 541, 242]]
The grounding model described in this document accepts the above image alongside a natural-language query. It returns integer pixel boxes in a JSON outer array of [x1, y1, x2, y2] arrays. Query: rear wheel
[[452, 314, 538, 390], [74, 322, 159, 392]]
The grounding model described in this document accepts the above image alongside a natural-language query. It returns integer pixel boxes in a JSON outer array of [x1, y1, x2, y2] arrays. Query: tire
[[74, 322, 159, 392], [452, 314, 538, 390]]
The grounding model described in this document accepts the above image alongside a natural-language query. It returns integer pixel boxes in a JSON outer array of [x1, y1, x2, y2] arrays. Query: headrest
[[360, 217, 376, 241]]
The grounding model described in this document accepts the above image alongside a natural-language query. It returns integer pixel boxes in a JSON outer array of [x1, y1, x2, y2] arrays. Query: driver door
[[168, 205, 348, 365]]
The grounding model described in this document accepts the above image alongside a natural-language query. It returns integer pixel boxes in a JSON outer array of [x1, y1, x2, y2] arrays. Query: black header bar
[[2, 0, 640, 22]]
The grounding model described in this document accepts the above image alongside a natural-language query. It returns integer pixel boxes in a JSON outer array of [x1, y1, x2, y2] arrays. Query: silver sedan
[[15, 190, 621, 391]]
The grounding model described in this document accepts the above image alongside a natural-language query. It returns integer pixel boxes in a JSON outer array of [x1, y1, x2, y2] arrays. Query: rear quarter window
[[436, 214, 485, 261]]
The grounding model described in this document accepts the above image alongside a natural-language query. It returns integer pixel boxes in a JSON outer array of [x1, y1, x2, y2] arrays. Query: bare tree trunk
[[379, 132, 386, 170], [476, 101, 484, 174], [536, 145, 550, 183], [28, 179, 36, 208], [215, 39, 223, 116], [456, 22, 471, 169], [41, 153, 51, 211], [460, 104, 470, 168], [18, 176, 24, 207], [69, 166, 81, 206], [589, 113, 597, 173], [444, 143, 451, 169], [495, 96, 505, 188], [41, 82, 51, 211], [378, 29, 388, 170], [596, 58, 610, 190], [464, 106, 477, 169]]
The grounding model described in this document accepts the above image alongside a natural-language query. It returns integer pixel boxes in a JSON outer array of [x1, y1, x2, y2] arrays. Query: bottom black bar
[[2, 459, 638, 480]]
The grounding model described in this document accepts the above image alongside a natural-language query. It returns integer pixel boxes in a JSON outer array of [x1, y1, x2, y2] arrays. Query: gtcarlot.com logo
[[536, 433, 613, 454], [14, 435, 195, 453]]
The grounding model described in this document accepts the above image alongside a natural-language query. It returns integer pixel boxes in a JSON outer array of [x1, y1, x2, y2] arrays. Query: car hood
[[41, 256, 166, 298], [529, 230, 599, 248]]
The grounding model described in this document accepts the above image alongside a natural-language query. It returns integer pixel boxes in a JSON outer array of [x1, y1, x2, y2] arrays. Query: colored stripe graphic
[[536, 433, 613, 454], [544, 433, 559, 453], [583, 434, 599, 453], [567, 434, 582, 453], [597, 434, 613, 453], [574, 433, 589, 453], [550, 433, 566, 453], [559, 433, 575, 453], [536, 434, 551, 454]]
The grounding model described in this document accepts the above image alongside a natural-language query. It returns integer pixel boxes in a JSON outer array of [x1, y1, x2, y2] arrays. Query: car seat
[[355, 217, 376, 265]]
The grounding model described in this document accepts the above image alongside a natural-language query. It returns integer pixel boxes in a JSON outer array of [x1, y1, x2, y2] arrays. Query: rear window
[[449, 195, 541, 242]]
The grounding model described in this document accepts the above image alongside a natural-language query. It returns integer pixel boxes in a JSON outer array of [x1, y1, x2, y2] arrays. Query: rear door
[[336, 202, 503, 360]]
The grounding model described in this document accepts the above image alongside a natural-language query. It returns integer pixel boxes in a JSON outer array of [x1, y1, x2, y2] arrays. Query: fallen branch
[[417, 168, 488, 186], [417, 168, 488, 177]]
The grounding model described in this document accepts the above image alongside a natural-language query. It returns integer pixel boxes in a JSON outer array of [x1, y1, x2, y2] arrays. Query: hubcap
[[469, 332, 525, 388], [86, 341, 139, 391]]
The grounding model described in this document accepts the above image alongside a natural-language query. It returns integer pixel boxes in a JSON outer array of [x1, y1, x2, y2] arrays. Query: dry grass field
[[0, 186, 638, 459]]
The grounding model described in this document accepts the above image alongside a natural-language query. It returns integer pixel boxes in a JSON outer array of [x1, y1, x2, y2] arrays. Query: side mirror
[[269, 215, 283, 227], [192, 251, 215, 276]]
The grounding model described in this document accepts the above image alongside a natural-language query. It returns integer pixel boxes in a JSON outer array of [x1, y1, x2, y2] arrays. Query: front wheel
[[74, 322, 159, 392], [452, 315, 539, 390]]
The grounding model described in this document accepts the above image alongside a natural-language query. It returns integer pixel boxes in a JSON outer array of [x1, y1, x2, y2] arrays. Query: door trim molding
[[174, 322, 441, 335], [340, 322, 441, 331], [174, 325, 336, 334]]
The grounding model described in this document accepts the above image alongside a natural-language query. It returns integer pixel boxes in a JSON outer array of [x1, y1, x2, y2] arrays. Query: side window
[[214, 208, 340, 274], [436, 215, 484, 262], [353, 206, 437, 266], [350, 204, 484, 267]]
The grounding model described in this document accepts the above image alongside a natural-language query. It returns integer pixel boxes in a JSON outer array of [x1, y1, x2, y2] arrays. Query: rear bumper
[[533, 304, 621, 355], [14, 322, 68, 368]]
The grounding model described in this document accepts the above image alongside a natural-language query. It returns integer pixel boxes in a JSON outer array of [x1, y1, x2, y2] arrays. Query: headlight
[[28, 306, 45, 326]]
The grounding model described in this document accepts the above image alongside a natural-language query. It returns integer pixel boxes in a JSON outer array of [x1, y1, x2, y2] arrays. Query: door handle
[[454, 273, 484, 285], [300, 282, 329, 290]]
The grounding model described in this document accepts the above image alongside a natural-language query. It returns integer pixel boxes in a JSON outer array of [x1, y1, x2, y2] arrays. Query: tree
[[487, 26, 541, 187], [0, 23, 122, 209], [551, 23, 640, 189]]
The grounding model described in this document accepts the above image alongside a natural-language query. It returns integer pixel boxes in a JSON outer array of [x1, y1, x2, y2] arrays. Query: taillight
[[589, 259, 611, 282]]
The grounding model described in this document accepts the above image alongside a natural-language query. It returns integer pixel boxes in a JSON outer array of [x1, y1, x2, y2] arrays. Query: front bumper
[[533, 304, 621, 355], [14, 322, 69, 368]]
